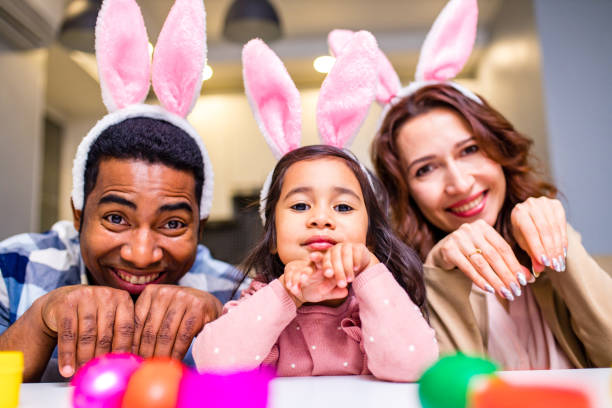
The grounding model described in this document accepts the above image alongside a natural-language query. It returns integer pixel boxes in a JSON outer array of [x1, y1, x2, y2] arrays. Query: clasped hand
[[281, 243, 379, 307], [39, 284, 221, 377]]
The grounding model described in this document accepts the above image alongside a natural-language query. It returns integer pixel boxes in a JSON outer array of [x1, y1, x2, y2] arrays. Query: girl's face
[[397, 107, 506, 233], [274, 157, 369, 265]]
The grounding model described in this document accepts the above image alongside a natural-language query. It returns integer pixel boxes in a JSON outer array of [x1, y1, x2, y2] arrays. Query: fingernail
[[484, 283, 495, 294], [559, 256, 566, 272], [540, 255, 550, 267], [517, 272, 527, 286], [62, 365, 74, 377], [527, 274, 536, 283], [552, 257, 560, 271], [501, 288, 514, 301], [338, 280, 346, 288], [563, 247, 567, 258], [510, 282, 522, 297], [325, 268, 333, 277]]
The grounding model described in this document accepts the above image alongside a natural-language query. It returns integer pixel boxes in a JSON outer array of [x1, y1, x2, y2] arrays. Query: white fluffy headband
[[241, 31, 379, 223], [328, 0, 481, 120], [71, 0, 213, 219]]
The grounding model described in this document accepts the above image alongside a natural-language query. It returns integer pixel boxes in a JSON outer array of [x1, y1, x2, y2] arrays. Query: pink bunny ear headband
[[242, 31, 379, 223], [328, 0, 481, 123], [71, 0, 213, 219]]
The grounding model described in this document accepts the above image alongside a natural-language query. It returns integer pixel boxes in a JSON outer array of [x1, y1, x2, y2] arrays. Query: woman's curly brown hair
[[371, 84, 557, 260]]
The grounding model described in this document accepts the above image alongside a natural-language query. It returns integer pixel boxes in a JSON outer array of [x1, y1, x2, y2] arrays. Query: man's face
[[73, 158, 203, 295]]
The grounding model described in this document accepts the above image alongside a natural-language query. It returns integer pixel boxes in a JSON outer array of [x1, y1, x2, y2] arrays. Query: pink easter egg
[[176, 367, 275, 408], [71, 353, 143, 408]]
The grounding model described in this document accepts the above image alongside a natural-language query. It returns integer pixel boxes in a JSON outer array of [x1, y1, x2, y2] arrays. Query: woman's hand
[[426, 219, 529, 301], [511, 196, 567, 275]]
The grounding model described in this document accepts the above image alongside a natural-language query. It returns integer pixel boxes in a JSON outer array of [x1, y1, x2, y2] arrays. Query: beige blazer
[[424, 225, 612, 368]]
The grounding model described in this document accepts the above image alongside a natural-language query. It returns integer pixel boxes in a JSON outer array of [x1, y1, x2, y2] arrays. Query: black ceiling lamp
[[58, 0, 103, 53], [223, 0, 282, 44]]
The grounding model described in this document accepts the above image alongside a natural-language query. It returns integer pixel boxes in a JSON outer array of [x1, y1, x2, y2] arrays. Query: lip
[[302, 235, 337, 251], [109, 267, 166, 295], [446, 190, 488, 218]]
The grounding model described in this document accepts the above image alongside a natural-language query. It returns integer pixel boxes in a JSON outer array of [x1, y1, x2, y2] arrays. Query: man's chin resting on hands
[[0, 118, 240, 381]]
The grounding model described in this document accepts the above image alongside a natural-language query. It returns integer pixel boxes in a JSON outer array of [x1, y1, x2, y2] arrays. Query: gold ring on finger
[[468, 248, 483, 259]]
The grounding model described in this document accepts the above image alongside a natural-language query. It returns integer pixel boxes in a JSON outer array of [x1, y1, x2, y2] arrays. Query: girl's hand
[[511, 196, 567, 275], [426, 219, 529, 301], [317, 243, 379, 288], [281, 254, 348, 306]]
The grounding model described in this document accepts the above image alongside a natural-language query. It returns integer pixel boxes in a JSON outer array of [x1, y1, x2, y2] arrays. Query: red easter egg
[[121, 358, 184, 408]]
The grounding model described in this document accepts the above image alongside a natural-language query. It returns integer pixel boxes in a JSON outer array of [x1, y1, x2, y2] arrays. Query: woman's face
[[396, 107, 506, 233]]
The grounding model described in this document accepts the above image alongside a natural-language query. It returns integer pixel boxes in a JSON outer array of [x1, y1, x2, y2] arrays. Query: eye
[[415, 163, 435, 177], [461, 144, 479, 155], [290, 203, 310, 211], [334, 203, 353, 212], [104, 214, 127, 225], [163, 220, 186, 230]]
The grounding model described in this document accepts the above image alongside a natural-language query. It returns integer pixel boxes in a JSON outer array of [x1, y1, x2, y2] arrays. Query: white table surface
[[18, 368, 612, 408]]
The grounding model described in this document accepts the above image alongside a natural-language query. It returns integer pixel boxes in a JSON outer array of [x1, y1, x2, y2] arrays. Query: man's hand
[[132, 285, 222, 360], [40, 285, 135, 378]]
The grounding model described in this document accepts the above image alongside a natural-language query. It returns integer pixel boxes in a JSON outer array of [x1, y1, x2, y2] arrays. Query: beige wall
[[0, 49, 47, 239], [475, 0, 550, 176]]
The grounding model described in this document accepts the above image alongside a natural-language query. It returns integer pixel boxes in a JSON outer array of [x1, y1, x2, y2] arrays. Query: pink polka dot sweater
[[193, 263, 438, 382]]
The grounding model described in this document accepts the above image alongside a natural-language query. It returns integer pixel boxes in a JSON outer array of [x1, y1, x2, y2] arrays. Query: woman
[[372, 83, 612, 369]]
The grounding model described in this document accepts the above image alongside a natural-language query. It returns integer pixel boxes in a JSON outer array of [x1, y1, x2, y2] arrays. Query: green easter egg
[[418, 353, 498, 408]]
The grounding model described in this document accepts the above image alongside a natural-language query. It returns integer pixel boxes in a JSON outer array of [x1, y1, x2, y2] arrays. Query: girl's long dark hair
[[372, 84, 557, 260], [236, 145, 426, 308]]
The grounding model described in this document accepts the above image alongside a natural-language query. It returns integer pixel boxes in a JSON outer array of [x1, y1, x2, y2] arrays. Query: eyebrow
[[406, 137, 475, 172], [158, 202, 193, 214], [98, 194, 136, 209], [283, 186, 361, 201]]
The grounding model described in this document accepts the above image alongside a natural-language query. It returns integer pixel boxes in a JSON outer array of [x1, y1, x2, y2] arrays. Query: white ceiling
[[46, 0, 504, 117]]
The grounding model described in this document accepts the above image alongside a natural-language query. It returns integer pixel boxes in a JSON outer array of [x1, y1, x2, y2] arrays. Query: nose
[[444, 161, 474, 195], [120, 227, 163, 268], [308, 206, 335, 229]]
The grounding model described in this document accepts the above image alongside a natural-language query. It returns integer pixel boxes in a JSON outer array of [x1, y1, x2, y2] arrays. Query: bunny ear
[[152, 0, 206, 118], [327, 29, 355, 56], [317, 30, 377, 149], [95, 0, 151, 112], [242, 39, 302, 159], [415, 0, 478, 82], [328, 29, 400, 105]]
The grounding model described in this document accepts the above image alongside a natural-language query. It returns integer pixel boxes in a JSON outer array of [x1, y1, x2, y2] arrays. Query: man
[[0, 117, 239, 381]]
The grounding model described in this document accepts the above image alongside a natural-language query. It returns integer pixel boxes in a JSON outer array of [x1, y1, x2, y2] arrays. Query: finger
[[330, 245, 347, 288], [476, 238, 522, 298], [112, 293, 134, 354], [132, 288, 152, 355], [138, 292, 172, 358], [341, 244, 354, 283], [171, 310, 201, 360], [322, 251, 334, 278], [153, 302, 187, 358], [75, 300, 97, 370], [354, 245, 372, 274], [94, 305, 115, 357], [513, 204, 549, 269], [487, 229, 528, 285], [309, 252, 325, 271], [550, 199, 568, 270], [467, 250, 514, 301], [300, 266, 314, 284], [442, 239, 498, 295], [533, 197, 564, 272], [56, 309, 77, 378]]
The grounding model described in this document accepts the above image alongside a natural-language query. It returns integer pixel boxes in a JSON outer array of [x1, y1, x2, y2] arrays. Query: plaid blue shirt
[[0, 220, 244, 381]]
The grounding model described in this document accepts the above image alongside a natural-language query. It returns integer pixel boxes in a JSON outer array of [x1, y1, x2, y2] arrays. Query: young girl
[[192, 33, 438, 382]]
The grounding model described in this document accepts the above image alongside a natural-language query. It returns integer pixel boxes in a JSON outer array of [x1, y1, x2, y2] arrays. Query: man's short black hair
[[83, 117, 204, 212]]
